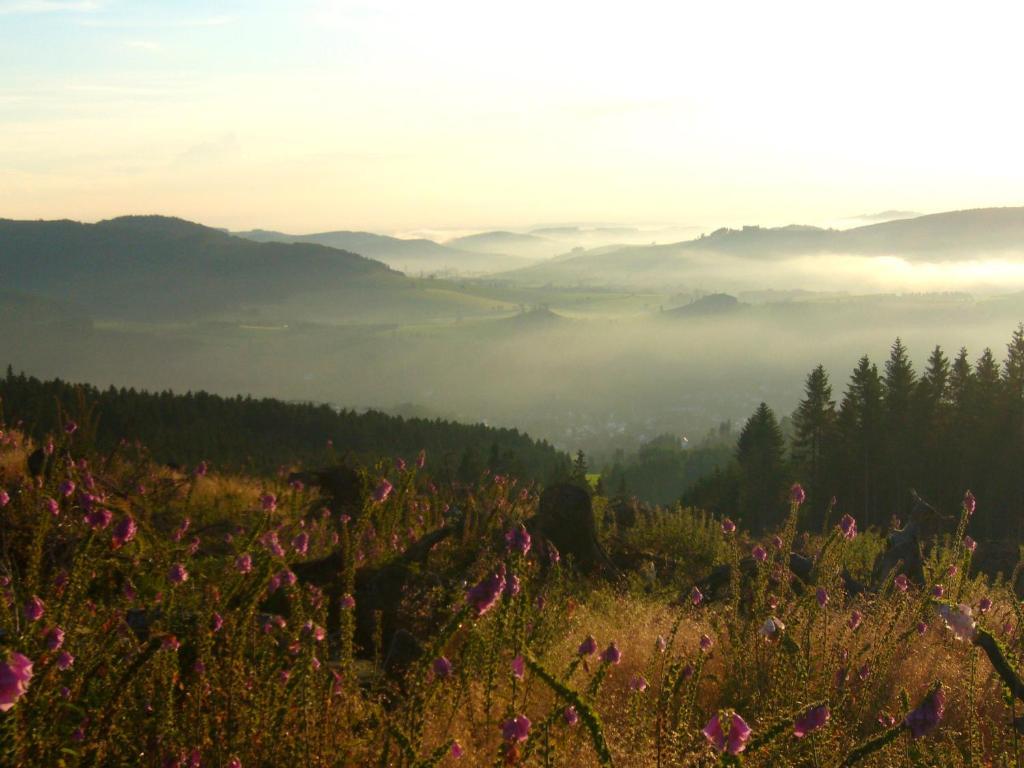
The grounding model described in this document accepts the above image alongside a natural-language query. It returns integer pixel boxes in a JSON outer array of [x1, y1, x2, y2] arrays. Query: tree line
[[685, 325, 1024, 540], [0, 368, 570, 484]]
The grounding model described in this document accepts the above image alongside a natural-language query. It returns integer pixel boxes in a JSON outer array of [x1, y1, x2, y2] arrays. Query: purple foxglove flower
[[690, 586, 704, 606], [816, 587, 829, 607], [790, 483, 806, 505], [168, 563, 189, 584], [979, 596, 992, 613], [629, 673, 648, 692], [699, 634, 713, 652], [938, 603, 977, 642], [511, 655, 525, 679], [340, 594, 356, 609], [504, 523, 532, 556], [839, 514, 857, 540], [963, 490, 976, 516], [894, 574, 909, 592], [56, 651, 74, 670], [501, 714, 531, 742], [794, 704, 829, 738], [931, 584, 944, 599], [433, 656, 453, 679], [371, 480, 393, 503], [848, 610, 863, 631], [563, 706, 579, 726], [721, 517, 736, 534], [0, 652, 33, 712], [577, 635, 598, 656], [752, 544, 767, 562], [466, 566, 506, 616], [600, 642, 621, 664], [905, 683, 945, 739], [112, 515, 137, 548], [25, 595, 45, 622], [291, 532, 309, 556], [45, 626, 65, 651], [963, 535, 976, 553], [235, 553, 253, 573], [259, 493, 277, 513]]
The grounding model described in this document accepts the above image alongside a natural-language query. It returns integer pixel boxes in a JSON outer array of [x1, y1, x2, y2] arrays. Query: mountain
[[445, 231, 562, 260], [665, 293, 744, 317], [235, 228, 528, 275], [0, 216, 398, 319], [497, 207, 1024, 287]]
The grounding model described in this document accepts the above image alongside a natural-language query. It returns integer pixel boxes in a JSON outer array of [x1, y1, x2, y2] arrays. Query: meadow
[[0, 416, 1019, 767]]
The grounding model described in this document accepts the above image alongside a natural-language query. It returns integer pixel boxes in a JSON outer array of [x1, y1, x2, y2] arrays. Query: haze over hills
[[497, 207, 1024, 290], [234, 228, 531, 276]]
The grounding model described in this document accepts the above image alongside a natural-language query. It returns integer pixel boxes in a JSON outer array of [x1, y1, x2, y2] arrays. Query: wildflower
[[963, 535, 976, 553], [511, 655, 525, 679], [340, 594, 356, 609], [291, 532, 309, 556], [760, 616, 785, 640], [721, 517, 736, 534], [703, 712, 752, 755], [690, 586, 704, 606], [260, 530, 285, 557], [111, 515, 137, 548], [699, 634, 714, 652], [816, 587, 828, 607], [655, 635, 667, 653], [894, 574, 909, 592], [371, 480, 393, 503], [433, 656, 453, 679], [44, 626, 65, 651], [938, 604, 978, 642], [963, 490, 976, 516], [905, 682, 945, 739], [771, 534, 783, 550], [0, 652, 33, 711], [278, 569, 296, 588], [564, 706, 579, 726], [946, 565, 958, 578], [450, 741, 463, 759], [767, 593, 779, 609], [44, 497, 59, 516], [630, 673, 648, 692], [235, 553, 253, 574], [59, 479, 75, 498], [290, 478, 304, 492], [194, 461, 208, 478], [504, 523, 531, 555], [227, 759, 242, 768], [416, 449, 426, 469], [979, 597, 992, 613], [917, 621, 928, 635], [839, 514, 857, 540], [210, 613, 224, 633], [601, 642, 622, 664], [24, 595, 45, 622], [502, 715, 531, 742], [56, 651, 74, 671], [858, 663, 870, 681], [752, 544, 767, 563], [84, 508, 113, 530], [848, 609, 863, 631], [260, 493, 277, 513], [578, 635, 598, 656], [790, 483, 806, 505], [168, 563, 189, 584], [794, 704, 830, 738], [64, 420, 77, 435], [504, 573, 521, 598], [171, 518, 190, 542], [681, 664, 695, 680], [466, 567, 506, 616], [0, 490, 8, 508], [931, 584, 944, 599]]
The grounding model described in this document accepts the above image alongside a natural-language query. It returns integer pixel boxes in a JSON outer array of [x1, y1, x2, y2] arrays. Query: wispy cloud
[[125, 40, 161, 51], [0, 0, 101, 13], [79, 14, 236, 28]]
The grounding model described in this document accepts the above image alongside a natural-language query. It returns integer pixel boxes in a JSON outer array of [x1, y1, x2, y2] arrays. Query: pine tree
[[838, 356, 884, 526], [883, 338, 917, 509], [736, 402, 788, 531], [791, 364, 836, 520]]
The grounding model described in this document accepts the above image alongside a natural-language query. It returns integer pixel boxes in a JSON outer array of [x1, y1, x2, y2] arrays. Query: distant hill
[[446, 231, 562, 260], [235, 228, 528, 275], [665, 293, 744, 317], [497, 207, 1024, 287], [0, 216, 398, 319]]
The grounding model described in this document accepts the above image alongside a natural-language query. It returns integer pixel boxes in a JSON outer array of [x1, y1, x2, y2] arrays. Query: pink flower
[[235, 553, 253, 573], [699, 634, 714, 652], [979, 597, 992, 613], [504, 573, 521, 599], [194, 461, 208, 478], [416, 449, 426, 469], [839, 514, 857, 540], [600, 642, 622, 664], [504, 523, 532, 556], [449, 741, 463, 758], [848, 610, 863, 631], [44, 626, 65, 651], [963, 535, 976, 553], [172, 518, 190, 542], [84, 508, 113, 530], [168, 564, 189, 584], [905, 683, 945, 739], [760, 616, 785, 640], [0, 652, 33, 711], [564, 706, 579, 726], [931, 584, 944, 599], [790, 483, 806, 505], [59, 480, 75, 498], [816, 587, 828, 607], [894, 574, 909, 593], [56, 651, 74, 670], [578, 635, 598, 656], [0, 490, 8, 508], [752, 544, 767, 563], [721, 517, 736, 534], [44, 498, 59, 516], [655, 635, 667, 653], [291, 532, 309, 556], [917, 621, 928, 635], [24, 595, 44, 622], [371, 480, 393, 503], [703, 712, 751, 755], [260, 493, 277, 513], [511, 655, 525, 679], [771, 535, 783, 550], [501, 715, 531, 742], [64, 420, 77, 435], [112, 515, 137, 548], [466, 567, 506, 616], [340, 594, 356, 610], [211, 613, 224, 633], [794, 704, 830, 738], [690, 586, 704, 606], [963, 490, 976, 516], [629, 673, 648, 692], [938, 604, 978, 642], [260, 530, 285, 557], [227, 759, 242, 768], [433, 656, 453, 679]]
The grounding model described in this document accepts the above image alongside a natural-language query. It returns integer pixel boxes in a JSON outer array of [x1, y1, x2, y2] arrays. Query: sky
[[2, 0, 1024, 234]]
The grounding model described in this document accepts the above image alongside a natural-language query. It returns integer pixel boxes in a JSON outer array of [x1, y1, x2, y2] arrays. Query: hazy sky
[[2, 0, 1023, 233]]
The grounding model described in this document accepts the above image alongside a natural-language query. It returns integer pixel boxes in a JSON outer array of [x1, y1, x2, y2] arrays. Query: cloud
[[174, 133, 240, 167], [78, 14, 236, 28], [0, 0, 100, 12], [125, 40, 161, 51]]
